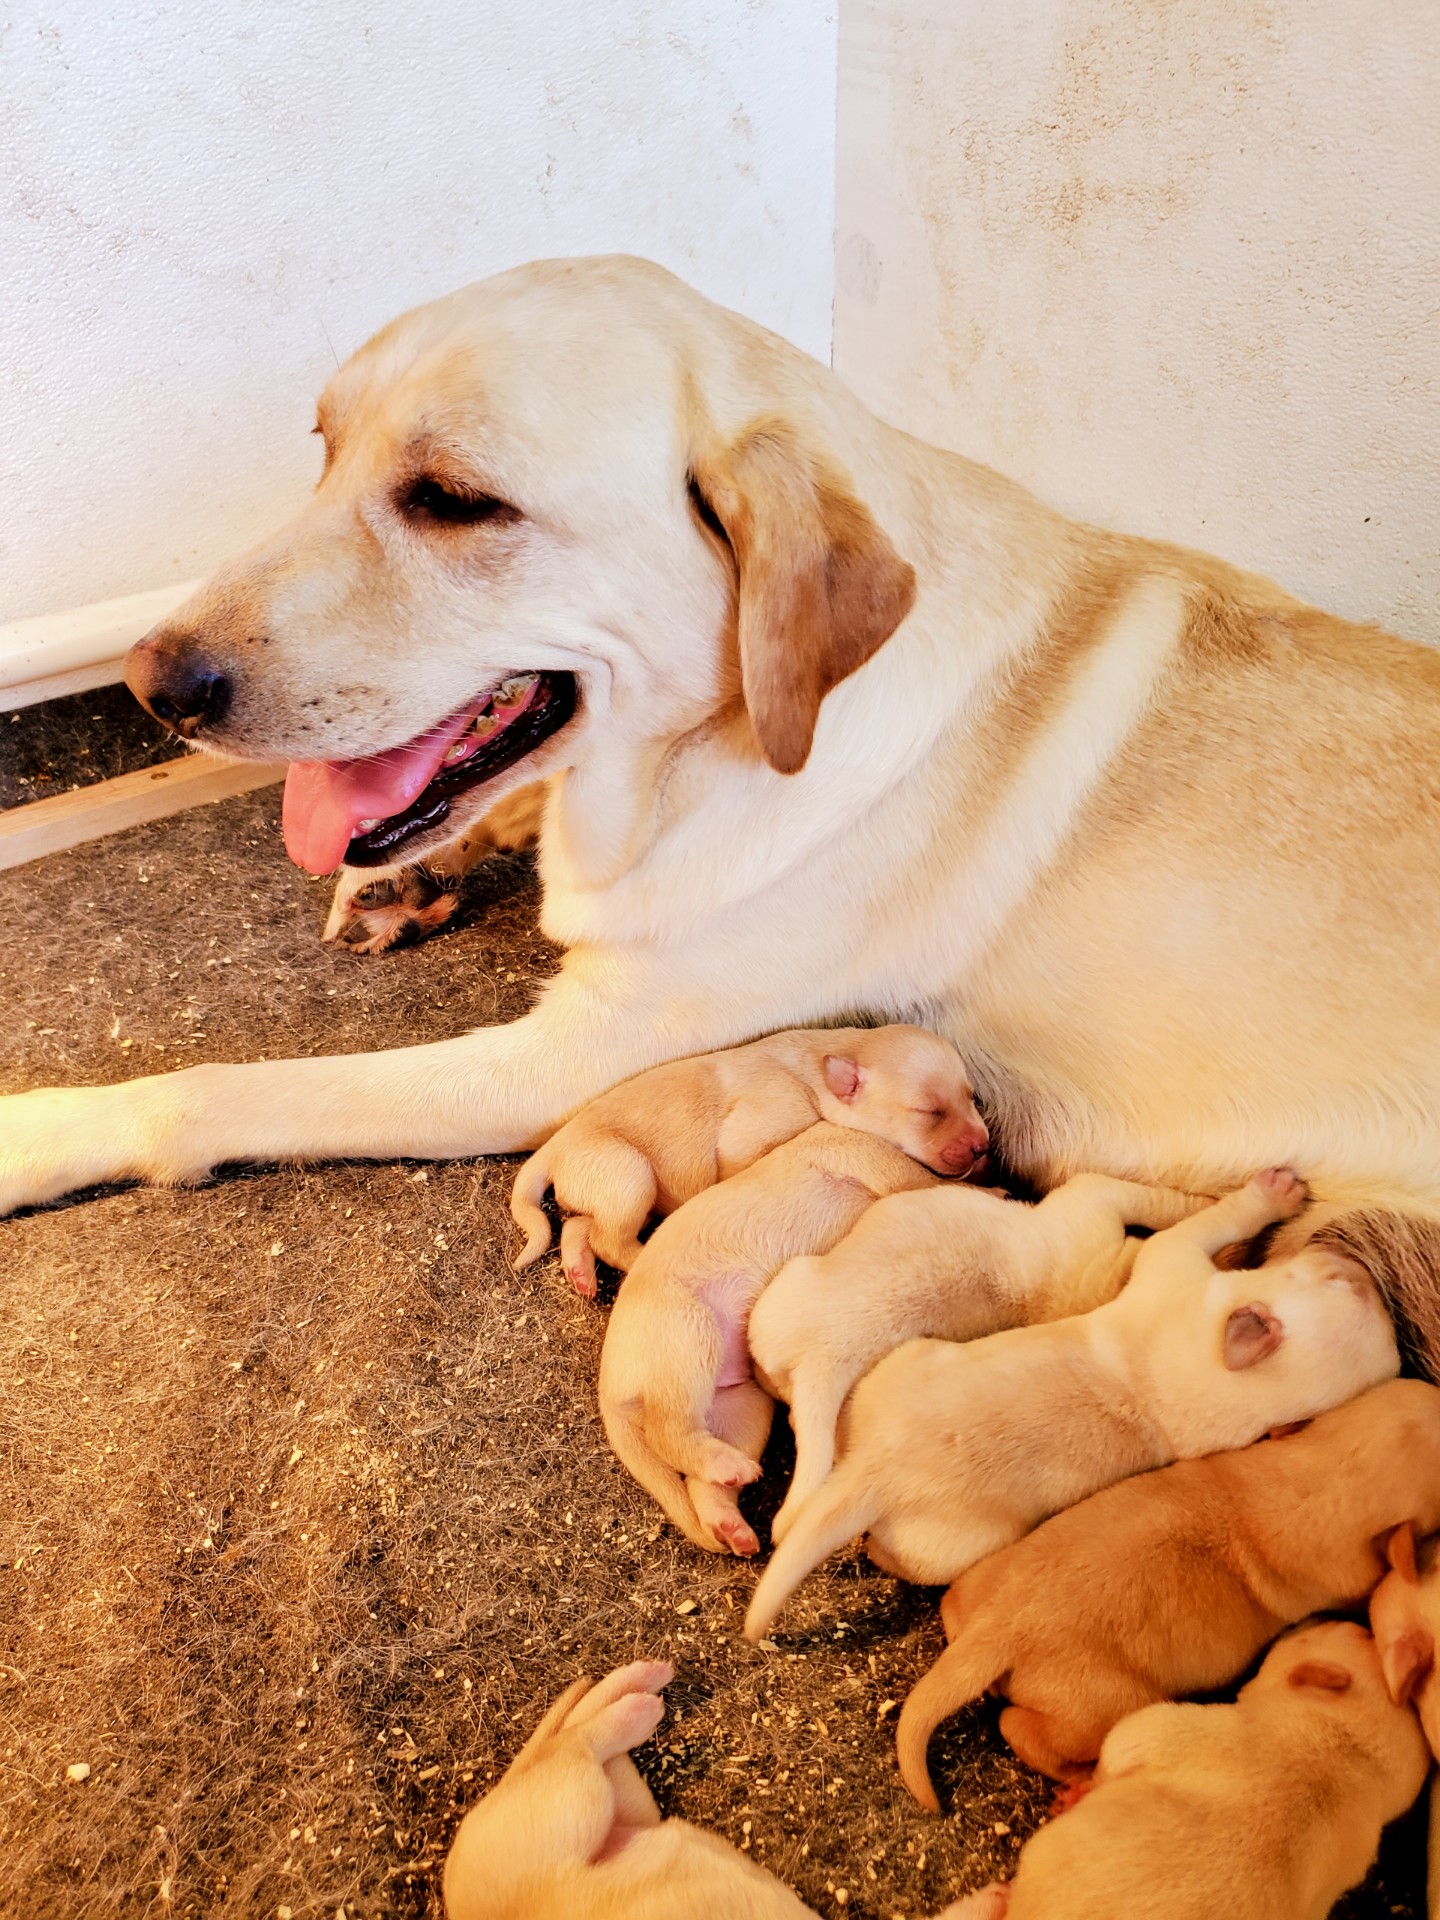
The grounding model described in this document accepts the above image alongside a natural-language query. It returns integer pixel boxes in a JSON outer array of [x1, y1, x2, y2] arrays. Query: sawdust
[[0, 791, 1423, 1916]]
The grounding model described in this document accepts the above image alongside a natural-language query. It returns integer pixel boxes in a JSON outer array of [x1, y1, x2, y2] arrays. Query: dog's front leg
[[0, 950, 752, 1214]]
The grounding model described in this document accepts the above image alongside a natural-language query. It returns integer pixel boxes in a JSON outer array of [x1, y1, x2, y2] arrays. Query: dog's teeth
[[356, 818, 383, 832], [494, 671, 537, 708], [444, 740, 474, 764]]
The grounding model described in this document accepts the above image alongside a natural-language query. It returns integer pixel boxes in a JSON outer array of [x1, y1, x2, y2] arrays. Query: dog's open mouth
[[281, 670, 577, 873]]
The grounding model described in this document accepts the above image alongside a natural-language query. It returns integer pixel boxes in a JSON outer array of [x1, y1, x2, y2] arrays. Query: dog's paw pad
[[323, 865, 459, 954], [717, 1518, 760, 1557]]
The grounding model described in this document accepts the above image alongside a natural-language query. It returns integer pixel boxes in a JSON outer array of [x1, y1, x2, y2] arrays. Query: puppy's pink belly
[[715, 1309, 752, 1390], [700, 1272, 757, 1390]]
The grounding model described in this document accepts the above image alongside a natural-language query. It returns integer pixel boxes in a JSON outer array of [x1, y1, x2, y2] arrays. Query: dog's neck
[[539, 427, 1081, 936]]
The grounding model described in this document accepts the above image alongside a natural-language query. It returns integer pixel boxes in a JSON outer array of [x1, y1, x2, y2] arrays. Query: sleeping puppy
[[443, 1660, 814, 1919], [751, 1171, 1205, 1524], [510, 1022, 984, 1292], [600, 1123, 939, 1554], [943, 1620, 1431, 1920], [744, 1168, 1399, 1640], [894, 1376, 1440, 1802]]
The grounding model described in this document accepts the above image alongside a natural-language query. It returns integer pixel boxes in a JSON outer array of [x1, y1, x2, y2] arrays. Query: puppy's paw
[[323, 865, 459, 954], [715, 1514, 761, 1557], [1250, 1166, 1307, 1216]]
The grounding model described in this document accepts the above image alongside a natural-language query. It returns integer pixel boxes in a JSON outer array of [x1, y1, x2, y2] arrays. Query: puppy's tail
[[602, 1395, 723, 1555], [743, 1469, 879, 1643], [896, 1637, 1001, 1812], [509, 1145, 555, 1267]]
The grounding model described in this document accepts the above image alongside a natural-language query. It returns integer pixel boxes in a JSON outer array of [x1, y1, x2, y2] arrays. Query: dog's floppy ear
[[1223, 1303, 1284, 1371], [688, 416, 916, 774]]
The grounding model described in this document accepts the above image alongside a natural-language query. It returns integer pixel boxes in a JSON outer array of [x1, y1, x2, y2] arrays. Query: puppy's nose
[[126, 630, 232, 739], [937, 1123, 990, 1175]]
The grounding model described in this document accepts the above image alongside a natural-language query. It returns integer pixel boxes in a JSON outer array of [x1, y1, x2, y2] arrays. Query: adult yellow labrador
[[4, 257, 1438, 1354]]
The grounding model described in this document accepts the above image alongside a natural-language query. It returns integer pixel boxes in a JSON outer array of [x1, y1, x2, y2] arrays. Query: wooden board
[[0, 754, 285, 870], [2, 655, 128, 710]]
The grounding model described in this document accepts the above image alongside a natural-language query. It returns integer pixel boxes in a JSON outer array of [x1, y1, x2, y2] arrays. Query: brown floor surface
[[0, 787, 1424, 1917]]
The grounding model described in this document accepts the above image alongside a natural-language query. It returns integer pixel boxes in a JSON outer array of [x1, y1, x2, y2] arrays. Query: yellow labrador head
[[125, 256, 915, 875]]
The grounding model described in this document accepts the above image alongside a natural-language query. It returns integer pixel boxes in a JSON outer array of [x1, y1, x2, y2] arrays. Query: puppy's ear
[[1377, 1520, 1420, 1583], [1378, 1627, 1433, 1710], [1286, 1660, 1354, 1694], [688, 416, 916, 773], [823, 1055, 863, 1102], [1223, 1303, 1284, 1371]]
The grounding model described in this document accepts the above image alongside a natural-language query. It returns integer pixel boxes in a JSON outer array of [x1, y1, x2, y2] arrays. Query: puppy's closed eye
[[399, 476, 518, 527]]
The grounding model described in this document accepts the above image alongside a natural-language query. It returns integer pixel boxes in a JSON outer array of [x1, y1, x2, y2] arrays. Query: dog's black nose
[[125, 632, 232, 739]]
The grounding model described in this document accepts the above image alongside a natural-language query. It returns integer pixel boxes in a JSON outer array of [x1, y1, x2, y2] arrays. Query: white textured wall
[[837, 0, 1440, 639], [0, 1, 837, 622]]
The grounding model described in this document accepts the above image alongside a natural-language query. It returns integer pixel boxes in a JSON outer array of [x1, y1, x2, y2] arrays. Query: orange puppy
[[945, 1621, 1429, 1920], [896, 1376, 1440, 1802]]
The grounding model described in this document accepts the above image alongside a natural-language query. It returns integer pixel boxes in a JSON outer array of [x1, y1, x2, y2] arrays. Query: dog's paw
[[323, 865, 459, 954]]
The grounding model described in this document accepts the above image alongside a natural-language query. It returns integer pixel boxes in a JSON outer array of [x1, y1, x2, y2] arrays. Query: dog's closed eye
[[399, 476, 518, 527]]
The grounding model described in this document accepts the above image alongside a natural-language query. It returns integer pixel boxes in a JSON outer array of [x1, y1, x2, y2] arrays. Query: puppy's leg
[[1029, 1175, 1210, 1313], [560, 1215, 601, 1298], [686, 1381, 774, 1555], [0, 952, 761, 1214], [998, 1705, 1097, 1782], [1039, 1174, 1209, 1235], [443, 1660, 668, 1918], [571, 1140, 659, 1275], [1134, 1167, 1307, 1277], [325, 782, 546, 953]]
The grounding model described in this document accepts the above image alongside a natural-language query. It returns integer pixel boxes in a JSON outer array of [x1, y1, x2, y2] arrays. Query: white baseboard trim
[[0, 580, 200, 711]]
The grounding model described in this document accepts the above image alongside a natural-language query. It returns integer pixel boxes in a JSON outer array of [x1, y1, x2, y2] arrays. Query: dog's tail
[[601, 1394, 724, 1555], [743, 1467, 880, 1643], [895, 1635, 1002, 1813], [509, 1145, 555, 1267]]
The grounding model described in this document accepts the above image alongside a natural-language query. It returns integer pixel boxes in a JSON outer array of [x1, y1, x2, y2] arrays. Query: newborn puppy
[[745, 1169, 1398, 1640], [895, 1376, 1440, 1802], [752, 1172, 1206, 1526], [443, 1660, 815, 1919], [948, 1620, 1430, 1920], [601, 1123, 938, 1554], [510, 1023, 985, 1293]]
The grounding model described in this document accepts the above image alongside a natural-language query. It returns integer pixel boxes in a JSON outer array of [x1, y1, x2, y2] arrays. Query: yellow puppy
[[746, 1170, 1398, 1638], [443, 1661, 814, 1919], [510, 1023, 985, 1293], [944, 1620, 1429, 1920], [600, 1122, 938, 1554], [751, 1171, 1204, 1519]]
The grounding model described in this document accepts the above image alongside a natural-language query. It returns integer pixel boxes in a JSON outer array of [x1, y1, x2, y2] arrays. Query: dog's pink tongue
[[282, 707, 478, 873]]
